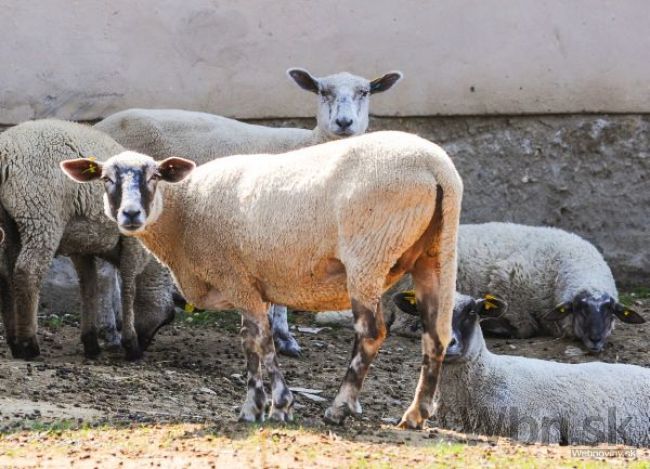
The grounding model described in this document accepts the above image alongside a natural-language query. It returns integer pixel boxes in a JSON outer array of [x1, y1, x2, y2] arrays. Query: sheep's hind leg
[[269, 304, 301, 357], [324, 298, 386, 425], [71, 255, 102, 358], [399, 254, 448, 430], [240, 311, 294, 423]]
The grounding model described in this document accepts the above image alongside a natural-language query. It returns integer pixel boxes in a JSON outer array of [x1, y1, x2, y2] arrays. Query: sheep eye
[[148, 173, 160, 183], [320, 89, 332, 99], [360, 90, 369, 97], [101, 176, 114, 184]]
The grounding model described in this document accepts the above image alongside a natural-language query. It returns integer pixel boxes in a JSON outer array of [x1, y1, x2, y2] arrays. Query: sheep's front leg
[[324, 298, 386, 425], [240, 312, 294, 423], [268, 304, 301, 357], [118, 238, 147, 361], [70, 255, 101, 358]]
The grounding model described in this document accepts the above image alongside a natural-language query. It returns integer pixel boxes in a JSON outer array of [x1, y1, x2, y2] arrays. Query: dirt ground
[[0, 294, 648, 467]]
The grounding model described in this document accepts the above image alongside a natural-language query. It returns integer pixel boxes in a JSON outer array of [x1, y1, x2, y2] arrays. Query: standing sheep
[[392, 291, 650, 445], [0, 119, 175, 360], [61, 130, 463, 429], [94, 67, 403, 357]]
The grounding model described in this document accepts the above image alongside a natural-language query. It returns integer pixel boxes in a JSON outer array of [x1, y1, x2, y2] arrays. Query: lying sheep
[[0, 119, 175, 360], [94, 68, 403, 357], [393, 291, 650, 446], [456, 223, 643, 352], [61, 130, 463, 429]]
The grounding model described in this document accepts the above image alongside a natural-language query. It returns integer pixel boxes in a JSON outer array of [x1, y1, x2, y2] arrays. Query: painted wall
[[1, 0, 649, 124]]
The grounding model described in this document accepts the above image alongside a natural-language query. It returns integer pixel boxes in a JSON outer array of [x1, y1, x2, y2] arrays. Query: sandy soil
[[0, 296, 648, 467]]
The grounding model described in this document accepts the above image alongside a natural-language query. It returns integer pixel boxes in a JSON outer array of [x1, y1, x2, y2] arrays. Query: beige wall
[[0, 0, 648, 124]]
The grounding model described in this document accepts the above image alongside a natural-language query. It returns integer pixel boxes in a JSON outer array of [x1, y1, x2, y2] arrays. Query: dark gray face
[[391, 292, 506, 362], [571, 292, 615, 353], [102, 162, 159, 233], [546, 291, 645, 354]]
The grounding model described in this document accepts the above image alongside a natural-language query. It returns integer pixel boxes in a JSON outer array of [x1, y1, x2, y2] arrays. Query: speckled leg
[[269, 304, 301, 357], [239, 313, 293, 423], [400, 255, 448, 430], [324, 298, 386, 425]]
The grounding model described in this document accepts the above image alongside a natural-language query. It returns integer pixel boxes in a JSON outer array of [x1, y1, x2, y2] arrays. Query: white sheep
[[61, 130, 463, 429], [0, 119, 175, 360], [94, 67, 403, 357], [455, 223, 643, 352], [392, 291, 650, 446]]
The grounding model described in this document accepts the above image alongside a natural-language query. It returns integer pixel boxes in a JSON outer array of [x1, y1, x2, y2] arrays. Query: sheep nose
[[589, 335, 602, 343], [335, 118, 353, 130], [122, 209, 141, 221]]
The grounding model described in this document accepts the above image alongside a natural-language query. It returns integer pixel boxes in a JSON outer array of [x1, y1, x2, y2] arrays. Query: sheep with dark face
[[94, 68, 403, 358], [61, 130, 463, 429], [393, 291, 650, 446], [455, 223, 643, 353]]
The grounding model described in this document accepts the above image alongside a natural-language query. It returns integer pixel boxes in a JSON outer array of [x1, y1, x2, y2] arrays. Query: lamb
[[94, 67, 403, 357], [392, 291, 650, 446], [0, 119, 175, 360], [455, 223, 643, 352], [61, 130, 464, 429]]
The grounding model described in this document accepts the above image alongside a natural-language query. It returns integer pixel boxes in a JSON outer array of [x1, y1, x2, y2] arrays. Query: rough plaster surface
[[4, 114, 647, 316], [1, 0, 649, 123]]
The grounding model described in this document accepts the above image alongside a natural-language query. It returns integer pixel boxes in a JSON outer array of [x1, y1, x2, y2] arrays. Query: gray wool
[[434, 319, 650, 446]]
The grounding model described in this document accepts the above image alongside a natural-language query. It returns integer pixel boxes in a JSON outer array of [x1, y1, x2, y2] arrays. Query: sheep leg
[[268, 304, 301, 357], [70, 255, 102, 358], [239, 311, 294, 423], [324, 298, 386, 425], [118, 238, 146, 361], [11, 226, 63, 359], [0, 274, 16, 353], [399, 255, 447, 430]]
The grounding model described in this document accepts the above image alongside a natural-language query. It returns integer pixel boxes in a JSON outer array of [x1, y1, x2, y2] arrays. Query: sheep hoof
[[12, 337, 40, 360], [398, 407, 427, 430], [121, 337, 143, 361], [275, 335, 302, 358], [269, 406, 294, 423], [238, 404, 265, 423], [323, 401, 361, 425], [82, 332, 101, 358]]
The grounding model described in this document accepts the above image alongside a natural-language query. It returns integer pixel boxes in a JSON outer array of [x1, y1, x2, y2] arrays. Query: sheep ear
[[370, 71, 403, 94], [287, 68, 320, 93], [475, 294, 507, 319], [60, 158, 103, 182], [392, 290, 419, 316], [544, 301, 573, 321], [613, 303, 645, 324], [157, 157, 195, 183]]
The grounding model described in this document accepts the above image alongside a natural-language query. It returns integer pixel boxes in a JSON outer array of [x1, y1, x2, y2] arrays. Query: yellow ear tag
[[484, 294, 497, 301], [82, 156, 97, 174], [624, 310, 630, 316], [403, 290, 417, 305], [559, 307, 566, 313], [484, 301, 496, 310], [184, 302, 195, 313]]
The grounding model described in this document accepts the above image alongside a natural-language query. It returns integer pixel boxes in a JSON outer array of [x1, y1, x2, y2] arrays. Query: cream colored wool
[[87, 130, 463, 427]]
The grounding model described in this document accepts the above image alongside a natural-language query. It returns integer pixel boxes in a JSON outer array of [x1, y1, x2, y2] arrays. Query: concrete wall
[[1, 0, 649, 123]]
